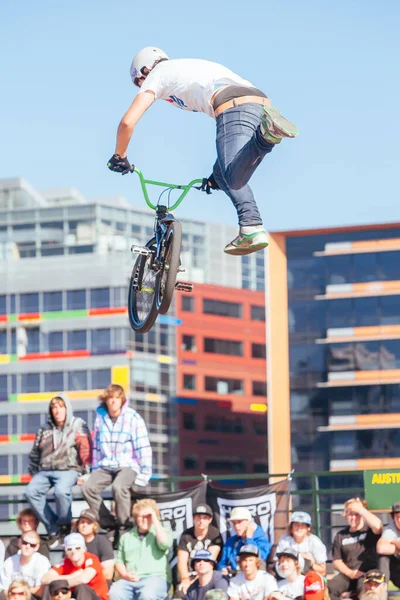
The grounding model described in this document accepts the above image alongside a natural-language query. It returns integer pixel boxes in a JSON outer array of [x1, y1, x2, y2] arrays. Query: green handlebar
[[133, 167, 203, 211]]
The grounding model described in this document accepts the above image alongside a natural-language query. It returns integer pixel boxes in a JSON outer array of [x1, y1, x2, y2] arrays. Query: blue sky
[[1, 0, 399, 231]]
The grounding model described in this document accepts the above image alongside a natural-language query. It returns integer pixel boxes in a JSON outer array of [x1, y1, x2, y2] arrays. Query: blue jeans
[[213, 103, 274, 226], [25, 470, 79, 535], [109, 577, 168, 600]]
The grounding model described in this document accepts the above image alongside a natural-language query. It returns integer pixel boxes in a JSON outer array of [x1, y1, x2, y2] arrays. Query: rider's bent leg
[[215, 103, 274, 192]]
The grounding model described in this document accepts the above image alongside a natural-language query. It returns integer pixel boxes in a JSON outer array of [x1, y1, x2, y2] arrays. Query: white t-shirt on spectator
[[140, 59, 254, 119], [228, 570, 278, 600], [1, 552, 51, 589], [382, 522, 400, 558], [278, 575, 305, 599], [276, 534, 328, 564]]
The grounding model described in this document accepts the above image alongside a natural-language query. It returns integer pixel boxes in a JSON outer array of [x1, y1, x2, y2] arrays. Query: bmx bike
[[128, 168, 203, 333]]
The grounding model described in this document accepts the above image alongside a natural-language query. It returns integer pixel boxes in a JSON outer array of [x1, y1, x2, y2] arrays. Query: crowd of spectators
[[0, 384, 396, 600]]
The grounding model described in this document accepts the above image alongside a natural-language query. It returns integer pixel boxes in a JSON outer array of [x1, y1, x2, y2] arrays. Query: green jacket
[[116, 526, 173, 582]]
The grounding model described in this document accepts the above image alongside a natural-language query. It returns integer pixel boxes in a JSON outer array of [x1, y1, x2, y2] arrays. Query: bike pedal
[[131, 245, 152, 256], [175, 282, 194, 292]]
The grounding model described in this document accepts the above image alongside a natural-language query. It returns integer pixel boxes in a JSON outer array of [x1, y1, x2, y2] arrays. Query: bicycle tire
[[156, 221, 182, 315], [128, 238, 159, 333]]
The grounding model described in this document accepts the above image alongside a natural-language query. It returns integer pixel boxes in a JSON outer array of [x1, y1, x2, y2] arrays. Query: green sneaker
[[224, 228, 269, 256], [260, 106, 299, 144]]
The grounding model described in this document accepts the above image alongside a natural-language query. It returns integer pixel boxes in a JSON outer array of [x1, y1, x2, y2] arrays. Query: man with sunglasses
[[1, 531, 51, 599], [49, 581, 72, 600], [107, 47, 298, 257], [41, 533, 109, 600]]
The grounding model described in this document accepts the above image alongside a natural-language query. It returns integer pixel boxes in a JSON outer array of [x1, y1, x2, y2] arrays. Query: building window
[[182, 335, 196, 351], [45, 372, 64, 391], [48, 332, 63, 352], [20, 293, 39, 314], [183, 456, 198, 470], [204, 337, 243, 356], [204, 416, 244, 433], [0, 456, 8, 475], [203, 299, 242, 318], [252, 381, 267, 397], [92, 369, 110, 389], [21, 373, 40, 393], [68, 370, 88, 391], [0, 331, 7, 355], [252, 343, 266, 359], [182, 296, 194, 312], [251, 305, 266, 322], [43, 291, 63, 312], [183, 374, 196, 390], [27, 328, 40, 353], [253, 463, 268, 473], [205, 376, 244, 394], [0, 374, 7, 399], [0, 296, 6, 315], [90, 288, 110, 309], [204, 459, 246, 472], [90, 329, 111, 353], [183, 412, 196, 430], [21, 413, 44, 433], [67, 289, 86, 310], [67, 330, 87, 351]]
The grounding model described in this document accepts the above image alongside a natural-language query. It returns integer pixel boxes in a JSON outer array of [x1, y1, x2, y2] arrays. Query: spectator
[[41, 533, 109, 600], [6, 580, 31, 600], [0, 530, 51, 599], [75, 509, 115, 583], [25, 395, 92, 544], [218, 508, 271, 575], [328, 497, 383, 600], [275, 512, 327, 576], [227, 545, 277, 600], [359, 571, 388, 600], [109, 498, 172, 600], [0, 539, 4, 573], [177, 504, 223, 595], [80, 385, 152, 533], [5, 509, 50, 559], [377, 501, 400, 586], [48, 581, 72, 600], [186, 549, 228, 600], [270, 549, 304, 600]]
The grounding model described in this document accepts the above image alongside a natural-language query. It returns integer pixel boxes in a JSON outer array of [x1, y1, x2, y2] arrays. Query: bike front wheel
[[156, 221, 182, 315], [128, 238, 159, 333]]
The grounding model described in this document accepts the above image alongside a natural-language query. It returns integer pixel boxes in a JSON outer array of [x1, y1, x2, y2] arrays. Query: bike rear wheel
[[156, 221, 182, 315], [128, 238, 159, 333]]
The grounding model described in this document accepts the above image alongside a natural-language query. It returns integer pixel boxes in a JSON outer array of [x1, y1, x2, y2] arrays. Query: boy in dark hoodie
[[25, 394, 92, 544]]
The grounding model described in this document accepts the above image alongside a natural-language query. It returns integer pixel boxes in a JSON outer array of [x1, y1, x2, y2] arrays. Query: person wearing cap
[[275, 512, 327, 576], [218, 507, 271, 575], [109, 498, 172, 600], [49, 581, 72, 600], [75, 510, 115, 583], [186, 549, 228, 600], [376, 501, 400, 587], [41, 533, 109, 600], [270, 549, 305, 600], [1, 530, 51, 599], [227, 545, 277, 600], [177, 504, 223, 596], [359, 571, 388, 600], [328, 497, 383, 600]]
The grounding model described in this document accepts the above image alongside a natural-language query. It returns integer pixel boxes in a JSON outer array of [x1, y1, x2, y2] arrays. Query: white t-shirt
[[140, 58, 255, 119], [276, 534, 328, 564], [1, 552, 51, 589], [278, 575, 305, 599], [382, 522, 400, 558], [228, 570, 278, 600]]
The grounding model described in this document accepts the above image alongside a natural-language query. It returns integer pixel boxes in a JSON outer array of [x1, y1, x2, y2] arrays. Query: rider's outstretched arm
[[115, 90, 155, 157]]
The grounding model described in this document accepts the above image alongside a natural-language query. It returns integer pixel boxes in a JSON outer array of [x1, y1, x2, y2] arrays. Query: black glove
[[107, 154, 134, 175], [201, 173, 220, 195]]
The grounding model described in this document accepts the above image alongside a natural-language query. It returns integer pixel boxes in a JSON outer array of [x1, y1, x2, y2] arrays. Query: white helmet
[[130, 47, 169, 86]]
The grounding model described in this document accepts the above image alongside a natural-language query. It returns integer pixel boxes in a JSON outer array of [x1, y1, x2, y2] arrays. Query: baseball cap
[[205, 592, 228, 600], [191, 549, 217, 569], [364, 570, 386, 584], [193, 504, 213, 517], [63, 532, 86, 549], [276, 548, 299, 560], [229, 507, 252, 521], [238, 544, 260, 557], [79, 508, 98, 522], [304, 571, 324, 600], [49, 581, 71, 596], [392, 502, 400, 514], [291, 511, 312, 525]]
